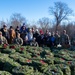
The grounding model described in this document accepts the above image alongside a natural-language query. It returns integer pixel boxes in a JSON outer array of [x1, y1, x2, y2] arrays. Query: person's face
[[56, 32, 58, 35], [49, 32, 51, 36], [46, 31, 49, 35], [29, 29, 32, 32], [23, 26, 25, 30], [10, 28, 13, 31], [52, 32, 55, 36], [63, 30, 66, 34]]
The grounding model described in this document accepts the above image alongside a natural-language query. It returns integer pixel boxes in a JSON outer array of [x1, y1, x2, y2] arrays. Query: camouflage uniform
[[30, 41, 38, 47], [30, 37, 38, 47], [0, 36, 8, 45], [13, 37, 23, 45], [60, 34, 70, 46]]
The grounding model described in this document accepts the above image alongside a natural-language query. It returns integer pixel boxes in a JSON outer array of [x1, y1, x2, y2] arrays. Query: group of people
[[0, 24, 74, 48]]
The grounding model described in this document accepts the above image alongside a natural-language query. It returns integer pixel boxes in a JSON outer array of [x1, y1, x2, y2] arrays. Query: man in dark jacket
[[33, 29, 40, 43], [43, 30, 49, 46]]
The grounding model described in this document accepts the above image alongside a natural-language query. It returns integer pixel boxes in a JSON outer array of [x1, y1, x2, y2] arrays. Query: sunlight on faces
[[55, 31, 59, 35], [46, 30, 49, 35], [63, 30, 66, 34], [23, 26, 26, 30], [52, 32, 55, 36], [32, 27, 35, 32], [49, 32, 51, 36], [29, 28, 32, 33]]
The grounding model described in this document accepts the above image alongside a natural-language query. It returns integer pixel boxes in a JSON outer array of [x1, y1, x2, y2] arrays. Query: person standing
[[38, 30, 44, 47], [15, 26, 20, 34], [27, 28, 33, 42], [24, 28, 33, 45], [60, 30, 70, 47], [20, 25, 27, 40], [33, 29, 40, 43], [55, 31, 60, 46], [43, 30, 49, 46], [50, 32, 56, 47], [8, 26, 16, 44]]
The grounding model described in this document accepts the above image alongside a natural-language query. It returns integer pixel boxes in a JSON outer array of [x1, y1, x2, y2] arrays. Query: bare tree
[[0, 20, 6, 28], [49, 2, 72, 31], [10, 13, 27, 28], [38, 17, 51, 32]]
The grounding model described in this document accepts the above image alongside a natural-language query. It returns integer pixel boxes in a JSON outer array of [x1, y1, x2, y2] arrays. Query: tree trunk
[[55, 24, 59, 32]]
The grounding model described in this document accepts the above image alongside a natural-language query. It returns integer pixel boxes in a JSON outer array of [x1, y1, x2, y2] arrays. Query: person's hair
[[3, 24, 7, 27], [10, 26, 13, 29], [17, 26, 19, 28], [63, 30, 66, 33]]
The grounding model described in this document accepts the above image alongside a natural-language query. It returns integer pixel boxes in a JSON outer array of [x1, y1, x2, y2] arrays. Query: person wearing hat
[[0, 31, 8, 45], [38, 29, 44, 46], [40, 29, 44, 35]]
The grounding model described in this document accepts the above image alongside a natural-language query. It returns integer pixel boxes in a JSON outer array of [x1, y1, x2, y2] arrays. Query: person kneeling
[[30, 38, 38, 47], [13, 33, 23, 45], [0, 31, 8, 45]]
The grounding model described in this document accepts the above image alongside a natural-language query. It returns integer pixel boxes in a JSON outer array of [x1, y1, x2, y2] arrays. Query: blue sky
[[0, 0, 75, 22]]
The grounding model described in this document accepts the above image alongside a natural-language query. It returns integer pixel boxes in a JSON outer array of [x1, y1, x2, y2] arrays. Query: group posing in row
[[0, 24, 74, 47]]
